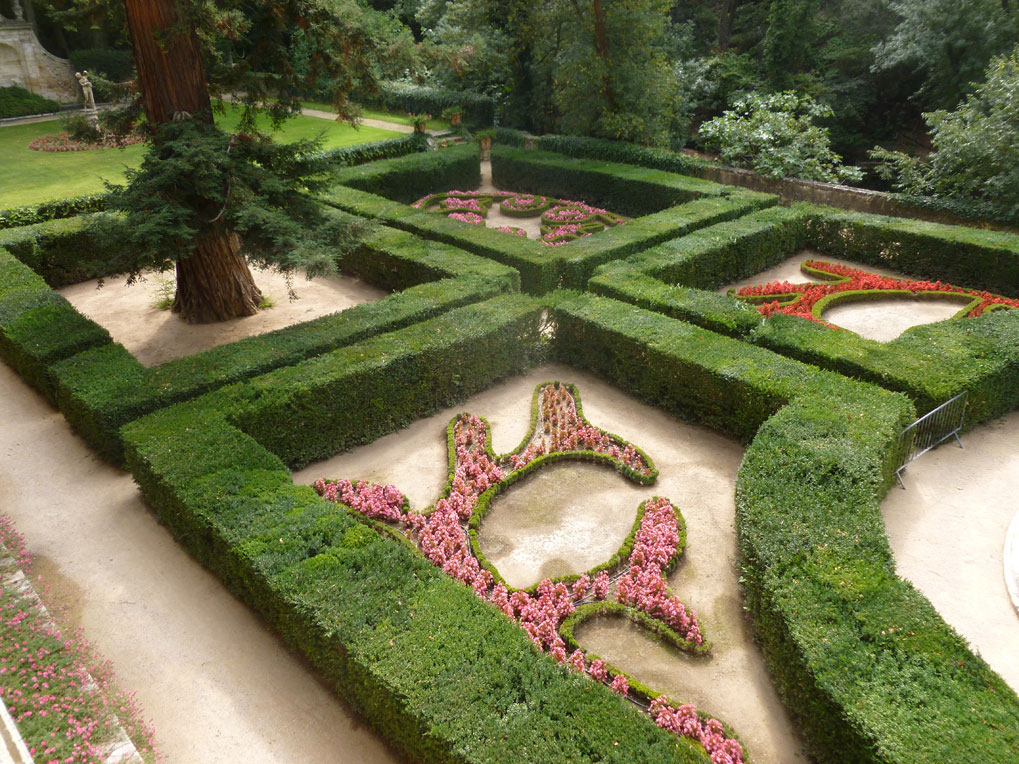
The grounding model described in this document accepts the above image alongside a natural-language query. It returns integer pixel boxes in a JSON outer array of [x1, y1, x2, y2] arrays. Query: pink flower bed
[[0, 515, 159, 763], [734, 259, 1019, 325], [617, 498, 702, 646], [29, 132, 146, 152], [315, 383, 741, 760], [447, 211, 484, 225], [411, 190, 627, 244], [509, 383, 650, 475]]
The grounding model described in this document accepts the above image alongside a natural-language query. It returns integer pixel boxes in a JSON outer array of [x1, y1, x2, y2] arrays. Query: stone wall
[[0, 16, 76, 103], [690, 163, 1018, 233]]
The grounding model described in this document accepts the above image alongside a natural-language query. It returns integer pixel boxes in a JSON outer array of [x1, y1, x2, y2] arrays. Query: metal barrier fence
[[895, 391, 968, 488]]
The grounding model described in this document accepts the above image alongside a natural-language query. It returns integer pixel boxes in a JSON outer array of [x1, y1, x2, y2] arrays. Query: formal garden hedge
[[324, 146, 778, 294], [552, 292, 1019, 764], [117, 296, 724, 764], [587, 203, 1019, 422], [0, 212, 520, 462], [4, 139, 1019, 764], [331, 143, 481, 204], [493, 129, 710, 177]]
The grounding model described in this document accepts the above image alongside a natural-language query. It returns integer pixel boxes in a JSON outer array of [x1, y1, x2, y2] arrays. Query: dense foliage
[[0, 86, 59, 119], [698, 91, 862, 183], [871, 45, 1019, 224], [99, 118, 349, 287]]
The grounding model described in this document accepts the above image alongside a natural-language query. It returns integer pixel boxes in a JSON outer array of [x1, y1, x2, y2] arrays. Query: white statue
[[75, 70, 96, 110], [12, 0, 24, 21]]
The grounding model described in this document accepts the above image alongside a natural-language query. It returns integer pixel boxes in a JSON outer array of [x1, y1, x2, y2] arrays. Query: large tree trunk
[[172, 229, 262, 323], [717, 0, 733, 52], [123, 0, 262, 323]]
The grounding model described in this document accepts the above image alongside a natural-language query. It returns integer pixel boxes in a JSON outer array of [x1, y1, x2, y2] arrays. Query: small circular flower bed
[[732, 259, 1019, 326], [316, 381, 744, 764], [412, 190, 627, 245], [29, 131, 147, 152]]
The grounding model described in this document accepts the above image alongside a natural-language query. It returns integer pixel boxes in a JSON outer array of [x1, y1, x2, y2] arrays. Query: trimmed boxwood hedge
[[551, 292, 1019, 764], [117, 295, 714, 764], [0, 195, 110, 232], [804, 207, 1019, 298], [0, 214, 126, 287], [491, 146, 731, 217], [332, 143, 481, 204], [492, 129, 710, 177], [588, 203, 1019, 422], [0, 248, 111, 398], [49, 220, 520, 463], [325, 148, 777, 295]]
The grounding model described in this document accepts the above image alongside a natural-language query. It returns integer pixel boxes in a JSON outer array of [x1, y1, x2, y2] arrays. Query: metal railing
[[895, 391, 967, 488]]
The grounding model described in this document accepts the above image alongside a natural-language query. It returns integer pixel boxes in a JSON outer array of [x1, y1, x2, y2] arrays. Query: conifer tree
[[109, 0, 375, 322]]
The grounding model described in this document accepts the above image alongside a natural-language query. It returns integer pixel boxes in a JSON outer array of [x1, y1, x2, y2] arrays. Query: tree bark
[[717, 0, 733, 52], [123, 0, 262, 322], [172, 228, 262, 323]]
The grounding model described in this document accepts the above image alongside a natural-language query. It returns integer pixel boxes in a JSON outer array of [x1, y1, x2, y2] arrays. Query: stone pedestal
[[0, 17, 76, 103]]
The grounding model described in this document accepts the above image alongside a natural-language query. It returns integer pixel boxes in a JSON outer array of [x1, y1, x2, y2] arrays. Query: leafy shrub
[[870, 44, 1019, 225], [68, 49, 136, 82], [699, 91, 863, 184], [0, 86, 59, 119]]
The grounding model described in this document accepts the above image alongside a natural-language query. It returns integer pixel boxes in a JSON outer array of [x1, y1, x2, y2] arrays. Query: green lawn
[[0, 104, 401, 209], [301, 100, 447, 131]]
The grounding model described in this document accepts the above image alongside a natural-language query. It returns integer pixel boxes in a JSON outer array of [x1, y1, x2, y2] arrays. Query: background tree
[[871, 44, 1019, 223], [872, 0, 1019, 109], [104, 0, 378, 322], [699, 91, 863, 183]]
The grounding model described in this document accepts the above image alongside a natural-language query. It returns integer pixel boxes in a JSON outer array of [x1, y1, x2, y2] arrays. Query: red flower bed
[[733, 259, 1019, 326]]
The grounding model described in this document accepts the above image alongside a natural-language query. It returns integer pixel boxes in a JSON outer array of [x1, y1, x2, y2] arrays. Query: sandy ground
[[882, 410, 1019, 693], [294, 363, 810, 764], [0, 361, 401, 764], [58, 267, 388, 367], [479, 462, 650, 588], [720, 251, 967, 341]]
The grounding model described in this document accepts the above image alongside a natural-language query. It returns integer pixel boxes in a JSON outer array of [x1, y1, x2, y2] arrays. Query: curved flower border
[[315, 381, 745, 763], [731, 259, 1019, 326], [412, 190, 628, 246]]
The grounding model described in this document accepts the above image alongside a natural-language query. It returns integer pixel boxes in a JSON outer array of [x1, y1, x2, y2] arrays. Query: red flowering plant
[[315, 382, 744, 762], [732, 260, 1019, 327]]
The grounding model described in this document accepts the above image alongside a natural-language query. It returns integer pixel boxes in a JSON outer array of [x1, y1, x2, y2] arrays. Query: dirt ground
[[479, 462, 649, 588], [720, 252, 966, 341], [58, 267, 388, 367], [0, 362, 400, 764], [882, 411, 1019, 693], [295, 363, 810, 764]]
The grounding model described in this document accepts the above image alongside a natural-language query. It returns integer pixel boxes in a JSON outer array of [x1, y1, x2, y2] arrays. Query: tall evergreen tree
[[110, 0, 377, 322]]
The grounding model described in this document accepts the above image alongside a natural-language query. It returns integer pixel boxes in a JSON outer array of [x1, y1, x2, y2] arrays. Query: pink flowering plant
[[0, 515, 160, 764], [412, 190, 628, 244], [315, 382, 744, 761]]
